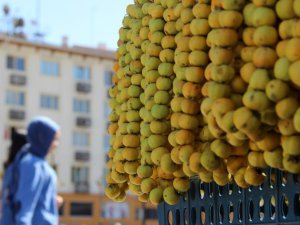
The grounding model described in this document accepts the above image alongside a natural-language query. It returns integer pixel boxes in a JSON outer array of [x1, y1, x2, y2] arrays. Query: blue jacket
[[1, 116, 60, 225]]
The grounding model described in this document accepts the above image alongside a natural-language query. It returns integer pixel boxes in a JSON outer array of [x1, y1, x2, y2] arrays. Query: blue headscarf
[[26, 116, 60, 158]]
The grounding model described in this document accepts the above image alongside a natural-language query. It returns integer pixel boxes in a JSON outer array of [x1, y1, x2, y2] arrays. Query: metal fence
[[158, 169, 300, 225]]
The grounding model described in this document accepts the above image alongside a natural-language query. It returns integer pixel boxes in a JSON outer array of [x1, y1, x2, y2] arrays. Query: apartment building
[[0, 34, 115, 194], [0, 34, 158, 225]]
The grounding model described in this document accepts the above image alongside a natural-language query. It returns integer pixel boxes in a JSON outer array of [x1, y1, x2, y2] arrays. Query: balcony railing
[[10, 74, 26, 86], [75, 151, 90, 162], [76, 117, 91, 127], [74, 182, 90, 193], [9, 109, 25, 120], [76, 82, 91, 93]]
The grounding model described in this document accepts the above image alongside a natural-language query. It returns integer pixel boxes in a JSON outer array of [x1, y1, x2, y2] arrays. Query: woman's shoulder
[[19, 152, 45, 169]]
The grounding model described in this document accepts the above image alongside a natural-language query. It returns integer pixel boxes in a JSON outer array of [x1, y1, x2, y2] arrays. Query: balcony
[[76, 82, 91, 93], [10, 74, 26, 86], [9, 109, 25, 120], [75, 151, 90, 162], [74, 182, 90, 193], [76, 117, 91, 128]]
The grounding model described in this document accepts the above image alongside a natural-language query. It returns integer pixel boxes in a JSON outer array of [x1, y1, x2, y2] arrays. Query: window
[[73, 66, 90, 81], [144, 208, 158, 219], [73, 132, 89, 146], [40, 61, 59, 76], [103, 135, 110, 152], [104, 70, 113, 85], [40, 95, 59, 110], [7, 56, 25, 71], [103, 105, 111, 118], [70, 202, 92, 216], [71, 167, 89, 183], [101, 203, 129, 219], [71, 166, 90, 193], [73, 99, 90, 113], [6, 90, 25, 106]]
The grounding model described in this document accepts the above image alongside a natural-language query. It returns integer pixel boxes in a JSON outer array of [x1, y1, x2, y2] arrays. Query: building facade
[[0, 35, 158, 225], [0, 34, 114, 195]]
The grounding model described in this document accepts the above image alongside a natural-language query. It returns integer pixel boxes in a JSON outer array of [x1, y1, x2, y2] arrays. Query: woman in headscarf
[[1, 116, 61, 225]]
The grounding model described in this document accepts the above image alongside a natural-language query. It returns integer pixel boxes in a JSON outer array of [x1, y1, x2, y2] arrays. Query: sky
[[2, 0, 133, 50]]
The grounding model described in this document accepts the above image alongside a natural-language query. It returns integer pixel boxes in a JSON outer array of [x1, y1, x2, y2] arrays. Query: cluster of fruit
[[105, 0, 300, 205]]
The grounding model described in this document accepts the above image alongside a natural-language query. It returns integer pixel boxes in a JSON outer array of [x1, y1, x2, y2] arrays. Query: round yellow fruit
[[149, 187, 164, 205], [253, 26, 278, 46], [281, 135, 300, 156], [141, 178, 157, 194], [289, 60, 300, 87], [256, 132, 280, 151], [276, 0, 296, 20], [274, 57, 291, 81], [286, 38, 300, 62], [163, 187, 180, 205], [190, 19, 210, 35], [243, 90, 271, 112], [209, 47, 234, 65], [276, 97, 299, 120], [192, 3, 211, 19], [218, 10, 243, 28], [200, 149, 220, 172], [189, 36, 207, 51], [178, 145, 194, 163], [264, 148, 283, 169], [253, 47, 277, 69], [266, 79, 290, 102], [234, 167, 249, 188], [278, 119, 296, 136], [173, 177, 190, 192], [207, 29, 239, 47], [244, 167, 265, 186], [105, 184, 121, 199], [251, 7, 276, 27], [161, 153, 178, 173], [211, 64, 235, 83], [124, 161, 140, 175], [240, 62, 256, 83], [182, 82, 202, 99], [181, 98, 200, 115], [211, 139, 232, 159], [178, 114, 199, 130], [175, 130, 195, 145], [184, 67, 204, 83]]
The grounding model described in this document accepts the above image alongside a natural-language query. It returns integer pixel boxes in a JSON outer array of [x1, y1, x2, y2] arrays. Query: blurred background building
[[0, 4, 157, 225]]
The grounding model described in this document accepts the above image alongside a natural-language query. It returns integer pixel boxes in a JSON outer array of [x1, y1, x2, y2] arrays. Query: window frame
[[40, 94, 59, 110], [6, 55, 25, 71], [6, 90, 25, 106], [40, 60, 60, 77], [73, 65, 91, 81], [73, 99, 90, 113], [72, 131, 90, 146]]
